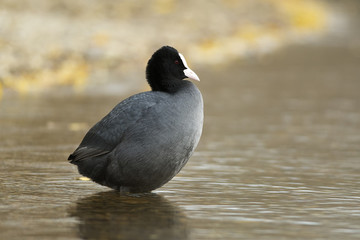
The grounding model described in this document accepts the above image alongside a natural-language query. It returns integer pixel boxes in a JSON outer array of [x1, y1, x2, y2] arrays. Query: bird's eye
[[174, 60, 179, 65]]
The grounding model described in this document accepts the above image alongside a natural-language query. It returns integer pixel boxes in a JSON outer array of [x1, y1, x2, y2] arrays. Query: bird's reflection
[[69, 191, 189, 240]]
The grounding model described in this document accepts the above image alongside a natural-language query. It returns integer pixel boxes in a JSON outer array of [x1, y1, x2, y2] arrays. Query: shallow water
[[1, 42, 360, 239]]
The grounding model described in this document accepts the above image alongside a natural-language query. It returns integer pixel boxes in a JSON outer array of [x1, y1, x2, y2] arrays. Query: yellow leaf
[[78, 177, 91, 181], [275, 0, 327, 31]]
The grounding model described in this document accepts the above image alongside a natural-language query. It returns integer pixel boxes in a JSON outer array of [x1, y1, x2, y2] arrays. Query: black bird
[[68, 46, 203, 193]]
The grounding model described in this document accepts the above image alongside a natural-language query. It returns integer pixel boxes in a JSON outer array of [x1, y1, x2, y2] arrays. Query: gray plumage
[[68, 46, 203, 193]]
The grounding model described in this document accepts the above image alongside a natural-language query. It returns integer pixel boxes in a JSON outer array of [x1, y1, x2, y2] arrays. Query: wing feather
[[68, 91, 167, 163]]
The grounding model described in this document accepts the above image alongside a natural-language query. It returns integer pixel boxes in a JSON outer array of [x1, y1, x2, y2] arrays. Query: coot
[[68, 46, 203, 193]]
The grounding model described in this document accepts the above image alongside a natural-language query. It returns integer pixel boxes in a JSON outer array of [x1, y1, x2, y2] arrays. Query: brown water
[[1, 42, 360, 239]]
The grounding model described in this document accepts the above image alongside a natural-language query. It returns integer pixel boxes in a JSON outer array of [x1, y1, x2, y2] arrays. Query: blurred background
[[0, 0, 355, 96], [1, 1, 360, 240]]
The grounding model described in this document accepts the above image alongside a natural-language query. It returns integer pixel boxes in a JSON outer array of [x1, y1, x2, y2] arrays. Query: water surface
[[1, 42, 360, 239]]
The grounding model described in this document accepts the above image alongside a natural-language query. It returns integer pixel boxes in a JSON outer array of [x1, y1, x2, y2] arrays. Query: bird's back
[[69, 81, 203, 192]]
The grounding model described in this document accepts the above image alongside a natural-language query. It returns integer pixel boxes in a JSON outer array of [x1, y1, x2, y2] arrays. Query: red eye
[[174, 60, 179, 64]]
